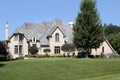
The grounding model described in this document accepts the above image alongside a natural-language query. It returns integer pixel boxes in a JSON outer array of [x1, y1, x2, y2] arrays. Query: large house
[[6, 19, 116, 58]]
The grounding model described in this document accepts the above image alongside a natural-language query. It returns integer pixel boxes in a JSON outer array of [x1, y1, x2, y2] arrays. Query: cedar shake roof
[[13, 19, 73, 45]]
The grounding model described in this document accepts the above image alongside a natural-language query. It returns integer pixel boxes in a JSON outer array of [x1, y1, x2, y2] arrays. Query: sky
[[0, 0, 120, 40]]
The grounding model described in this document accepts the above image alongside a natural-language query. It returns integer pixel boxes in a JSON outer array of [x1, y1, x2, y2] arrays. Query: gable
[[50, 26, 65, 37], [8, 33, 28, 42]]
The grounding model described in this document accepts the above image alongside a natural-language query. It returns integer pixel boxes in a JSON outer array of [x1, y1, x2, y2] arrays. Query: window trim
[[14, 34, 23, 41], [32, 37, 36, 43], [19, 45, 22, 55], [14, 34, 19, 41], [55, 33, 59, 42], [54, 46, 60, 54], [14, 45, 23, 55], [14, 45, 18, 54]]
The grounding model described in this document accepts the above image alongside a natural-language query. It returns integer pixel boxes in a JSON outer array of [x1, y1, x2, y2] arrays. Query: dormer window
[[19, 34, 23, 41], [55, 33, 59, 42], [32, 37, 36, 43], [14, 34, 19, 41], [14, 34, 23, 41]]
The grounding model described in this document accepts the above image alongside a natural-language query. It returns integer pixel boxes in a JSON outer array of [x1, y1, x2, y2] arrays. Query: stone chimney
[[68, 20, 73, 28], [5, 21, 9, 40]]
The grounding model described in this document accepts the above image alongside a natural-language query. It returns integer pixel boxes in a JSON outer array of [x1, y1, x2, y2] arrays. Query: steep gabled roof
[[104, 37, 116, 54], [10, 19, 73, 45]]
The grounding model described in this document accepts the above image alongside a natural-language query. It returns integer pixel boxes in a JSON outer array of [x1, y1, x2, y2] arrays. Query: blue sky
[[0, 0, 120, 40]]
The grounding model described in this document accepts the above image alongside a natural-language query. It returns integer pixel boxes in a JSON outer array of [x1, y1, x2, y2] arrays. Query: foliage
[[61, 43, 75, 57], [36, 54, 48, 58], [1, 58, 120, 80], [16, 56, 24, 60], [0, 41, 8, 61], [43, 48, 51, 53], [28, 45, 38, 55], [61, 43, 75, 52], [103, 23, 120, 54], [104, 23, 120, 36], [73, 0, 104, 57], [115, 54, 120, 58], [0, 41, 8, 56], [50, 54, 63, 57], [43, 48, 51, 56], [77, 52, 86, 58], [107, 33, 120, 54]]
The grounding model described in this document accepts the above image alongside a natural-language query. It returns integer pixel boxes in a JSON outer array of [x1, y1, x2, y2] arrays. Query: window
[[102, 46, 104, 52], [19, 45, 22, 55], [14, 45, 18, 54], [19, 34, 23, 41], [54, 46, 60, 54], [55, 33, 59, 42], [14, 34, 19, 41], [32, 37, 36, 43], [14, 45, 23, 55], [14, 34, 23, 41]]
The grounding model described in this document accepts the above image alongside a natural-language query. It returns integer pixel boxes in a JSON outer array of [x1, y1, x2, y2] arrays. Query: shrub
[[71, 52, 76, 57], [25, 54, 33, 58], [0, 54, 6, 61], [77, 52, 86, 58], [16, 56, 24, 60], [115, 54, 120, 58], [50, 54, 63, 57], [28, 45, 38, 55], [43, 49, 50, 53], [36, 54, 46, 58], [61, 44, 75, 56], [43, 48, 51, 55], [101, 52, 104, 58]]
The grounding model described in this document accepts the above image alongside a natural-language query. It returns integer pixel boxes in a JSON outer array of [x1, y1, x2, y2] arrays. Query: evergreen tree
[[73, 0, 104, 57]]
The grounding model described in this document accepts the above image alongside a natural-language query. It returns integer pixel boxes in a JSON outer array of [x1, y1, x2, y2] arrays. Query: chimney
[[5, 21, 9, 40], [68, 20, 73, 28]]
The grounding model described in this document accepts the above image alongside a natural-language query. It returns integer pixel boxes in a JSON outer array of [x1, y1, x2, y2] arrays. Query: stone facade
[[7, 19, 116, 58]]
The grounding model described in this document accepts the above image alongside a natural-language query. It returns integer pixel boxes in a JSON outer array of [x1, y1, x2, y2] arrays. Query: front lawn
[[0, 58, 120, 80]]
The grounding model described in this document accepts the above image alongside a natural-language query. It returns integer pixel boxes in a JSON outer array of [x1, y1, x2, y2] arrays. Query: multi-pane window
[[14, 45, 22, 54], [14, 34, 23, 41], [55, 33, 59, 42], [15, 45, 18, 54], [19, 34, 23, 41], [54, 46, 60, 54]]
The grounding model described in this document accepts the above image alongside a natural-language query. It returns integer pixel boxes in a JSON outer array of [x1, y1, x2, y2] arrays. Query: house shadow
[[0, 63, 6, 68]]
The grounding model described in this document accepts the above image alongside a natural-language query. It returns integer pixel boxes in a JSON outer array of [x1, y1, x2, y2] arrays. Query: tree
[[73, 0, 104, 57], [107, 33, 120, 54], [0, 41, 8, 60], [103, 23, 120, 54], [28, 45, 38, 55], [104, 23, 120, 36], [61, 44, 75, 56]]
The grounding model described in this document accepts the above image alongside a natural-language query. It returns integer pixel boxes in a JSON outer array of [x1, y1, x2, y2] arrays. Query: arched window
[[55, 33, 59, 42]]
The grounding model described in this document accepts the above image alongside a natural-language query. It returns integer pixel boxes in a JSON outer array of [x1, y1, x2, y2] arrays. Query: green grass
[[0, 58, 120, 80]]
